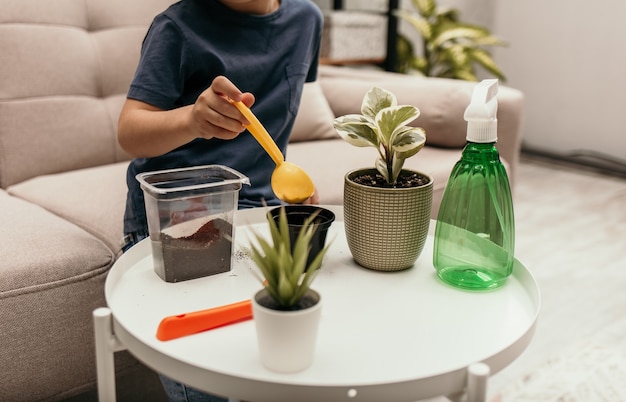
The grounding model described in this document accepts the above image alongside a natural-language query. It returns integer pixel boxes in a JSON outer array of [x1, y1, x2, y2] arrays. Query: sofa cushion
[[290, 81, 339, 143], [319, 72, 469, 149], [7, 162, 130, 255], [0, 190, 116, 400], [317, 65, 525, 184], [0, 96, 130, 188], [0, 0, 174, 188], [0, 190, 114, 294], [287, 139, 462, 217]]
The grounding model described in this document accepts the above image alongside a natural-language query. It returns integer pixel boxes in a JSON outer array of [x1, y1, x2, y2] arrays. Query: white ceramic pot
[[252, 288, 322, 373]]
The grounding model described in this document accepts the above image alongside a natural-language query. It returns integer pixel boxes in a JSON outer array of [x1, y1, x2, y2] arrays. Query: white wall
[[493, 1, 626, 165]]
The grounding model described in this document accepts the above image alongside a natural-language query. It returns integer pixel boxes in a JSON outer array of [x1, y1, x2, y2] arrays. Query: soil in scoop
[[153, 218, 233, 282]]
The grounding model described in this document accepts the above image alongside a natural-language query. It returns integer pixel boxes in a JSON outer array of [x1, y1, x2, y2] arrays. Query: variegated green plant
[[333, 86, 426, 185], [246, 207, 330, 310], [394, 0, 506, 81]]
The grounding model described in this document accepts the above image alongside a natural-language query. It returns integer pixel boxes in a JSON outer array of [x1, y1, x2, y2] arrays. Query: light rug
[[491, 319, 626, 401]]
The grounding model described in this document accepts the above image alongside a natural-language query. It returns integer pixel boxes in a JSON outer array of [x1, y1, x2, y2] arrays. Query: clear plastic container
[[136, 165, 249, 283]]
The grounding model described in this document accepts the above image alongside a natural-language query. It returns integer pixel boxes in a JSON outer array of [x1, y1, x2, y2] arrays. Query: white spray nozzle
[[465, 79, 499, 143]]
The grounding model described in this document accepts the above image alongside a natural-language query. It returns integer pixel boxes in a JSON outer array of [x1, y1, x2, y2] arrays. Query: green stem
[[422, 37, 432, 76], [386, 146, 394, 184]]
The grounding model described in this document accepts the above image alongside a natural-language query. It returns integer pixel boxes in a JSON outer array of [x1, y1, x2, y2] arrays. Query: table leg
[[466, 363, 490, 402], [94, 307, 126, 402]]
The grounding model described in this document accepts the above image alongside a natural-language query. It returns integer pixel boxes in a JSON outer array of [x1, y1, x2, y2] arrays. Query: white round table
[[95, 206, 540, 402]]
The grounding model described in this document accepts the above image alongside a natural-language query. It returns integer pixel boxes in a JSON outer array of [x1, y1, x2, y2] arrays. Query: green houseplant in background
[[394, 0, 506, 81], [246, 206, 332, 372], [333, 87, 433, 272]]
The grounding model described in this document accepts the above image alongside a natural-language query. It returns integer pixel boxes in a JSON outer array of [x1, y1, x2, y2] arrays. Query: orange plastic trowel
[[156, 300, 253, 341]]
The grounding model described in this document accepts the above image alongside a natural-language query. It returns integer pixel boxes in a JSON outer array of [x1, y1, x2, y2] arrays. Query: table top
[[106, 206, 540, 402]]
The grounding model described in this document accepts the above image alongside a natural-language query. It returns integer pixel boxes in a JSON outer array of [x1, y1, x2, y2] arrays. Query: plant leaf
[[393, 126, 426, 160], [442, 44, 470, 69], [333, 115, 380, 148], [361, 87, 396, 118], [290, 218, 317, 283], [395, 33, 415, 73], [389, 155, 405, 183], [247, 228, 279, 288], [433, 25, 491, 48], [437, 7, 460, 22], [277, 250, 295, 306], [375, 157, 390, 182], [395, 9, 432, 40], [376, 105, 420, 144], [276, 207, 292, 252], [413, 0, 436, 17], [474, 35, 507, 47], [410, 56, 428, 74], [292, 269, 318, 305], [470, 48, 507, 81], [454, 69, 479, 81]]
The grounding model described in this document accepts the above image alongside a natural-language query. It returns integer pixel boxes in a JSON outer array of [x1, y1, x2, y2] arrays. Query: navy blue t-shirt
[[123, 0, 323, 235]]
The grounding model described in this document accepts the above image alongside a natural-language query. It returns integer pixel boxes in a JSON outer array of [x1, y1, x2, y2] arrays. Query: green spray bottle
[[433, 79, 515, 290]]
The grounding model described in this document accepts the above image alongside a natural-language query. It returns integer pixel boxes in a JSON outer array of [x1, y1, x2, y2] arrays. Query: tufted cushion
[[0, 0, 174, 188]]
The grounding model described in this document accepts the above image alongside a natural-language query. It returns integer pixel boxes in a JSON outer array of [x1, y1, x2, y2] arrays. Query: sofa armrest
[[317, 65, 524, 183]]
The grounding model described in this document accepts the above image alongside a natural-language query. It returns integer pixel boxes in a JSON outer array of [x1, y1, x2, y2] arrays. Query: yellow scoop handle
[[231, 101, 284, 166], [230, 99, 315, 203]]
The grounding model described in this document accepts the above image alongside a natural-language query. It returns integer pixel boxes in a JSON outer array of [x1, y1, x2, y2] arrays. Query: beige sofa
[[0, 0, 524, 400]]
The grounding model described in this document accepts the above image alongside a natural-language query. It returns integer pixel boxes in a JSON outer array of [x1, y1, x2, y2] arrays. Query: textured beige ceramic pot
[[343, 168, 433, 271]]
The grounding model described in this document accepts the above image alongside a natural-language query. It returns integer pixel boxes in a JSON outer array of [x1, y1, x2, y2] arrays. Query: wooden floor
[[486, 156, 626, 401]]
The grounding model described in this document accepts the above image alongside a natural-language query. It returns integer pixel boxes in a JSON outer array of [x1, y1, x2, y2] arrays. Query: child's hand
[[118, 76, 256, 158], [190, 76, 255, 141], [300, 188, 320, 205]]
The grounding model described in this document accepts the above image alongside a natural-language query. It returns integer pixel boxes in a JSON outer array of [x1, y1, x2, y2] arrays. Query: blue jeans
[[122, 231, 228, 402], [159, 376, 228, 402]]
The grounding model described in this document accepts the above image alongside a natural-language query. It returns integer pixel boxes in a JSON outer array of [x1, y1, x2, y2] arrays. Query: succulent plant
[[246, 207, 330, 310], [333, 86, 426, 185]]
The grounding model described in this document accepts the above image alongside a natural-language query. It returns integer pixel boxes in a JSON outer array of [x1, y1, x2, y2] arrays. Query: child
[[119, 0, 322, 250], [118, 0, 323, 400]]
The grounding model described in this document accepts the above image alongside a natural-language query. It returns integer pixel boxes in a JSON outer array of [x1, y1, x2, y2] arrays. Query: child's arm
[[118, 76, 254, 158]]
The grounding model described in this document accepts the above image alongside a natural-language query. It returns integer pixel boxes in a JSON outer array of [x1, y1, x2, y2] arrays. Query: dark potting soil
[[157, 218, 233, 282], [352, 171, 430, 188], [256, 291, 319, 311]]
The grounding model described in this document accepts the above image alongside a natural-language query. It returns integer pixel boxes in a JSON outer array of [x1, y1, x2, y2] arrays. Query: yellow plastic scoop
[[231, 100, 315, 204]]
